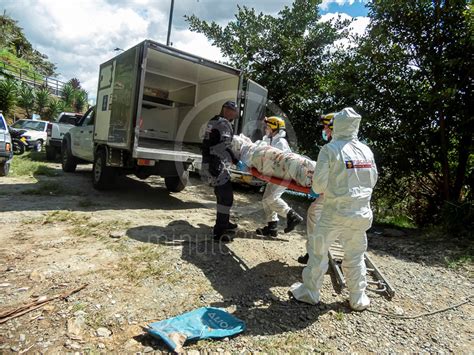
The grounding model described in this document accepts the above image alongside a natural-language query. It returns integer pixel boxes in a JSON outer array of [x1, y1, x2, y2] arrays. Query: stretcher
[[249, 168, 311, 194]]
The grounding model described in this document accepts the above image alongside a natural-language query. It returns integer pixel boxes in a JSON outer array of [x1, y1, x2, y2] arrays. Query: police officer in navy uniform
[[201, 101, 240, 242]]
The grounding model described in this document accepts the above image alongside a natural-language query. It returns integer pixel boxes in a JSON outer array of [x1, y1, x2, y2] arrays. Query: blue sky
[[2, 0, 371, 102]]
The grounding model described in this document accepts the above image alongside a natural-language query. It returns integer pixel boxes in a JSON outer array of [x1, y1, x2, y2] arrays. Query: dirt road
[[0, 157, 472, 353]]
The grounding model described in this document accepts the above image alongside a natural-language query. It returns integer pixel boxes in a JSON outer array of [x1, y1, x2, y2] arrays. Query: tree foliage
[[187, 0, 472, 227], [0, 77, 17, 116], [328, 0, 473, 224], [186, 0, 347, 156], [0, 12, 57, 76], [17, 83, 35, 118]]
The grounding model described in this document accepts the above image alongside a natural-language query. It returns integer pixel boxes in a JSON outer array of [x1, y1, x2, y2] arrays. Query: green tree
[[43, 97, 63, 121], [329, 0, 473, 224], [35, 86, 50, 117], [0, 77, 18, 116], [17, 83, 35, 118], [61, 82, 75, 111], [186, 0, 346, 156], [73, 89, 88, 113]]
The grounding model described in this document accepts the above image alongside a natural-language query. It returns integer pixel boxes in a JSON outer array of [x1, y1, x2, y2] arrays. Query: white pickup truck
[[61, 40, 267, 191], [45, 112, 83, 160]]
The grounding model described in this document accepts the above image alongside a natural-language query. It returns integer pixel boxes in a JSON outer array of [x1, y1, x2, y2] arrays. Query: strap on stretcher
[[249, 168, 311, 194]]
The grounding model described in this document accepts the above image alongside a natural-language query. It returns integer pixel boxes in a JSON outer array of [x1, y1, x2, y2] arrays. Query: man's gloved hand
[[236, 161, 248, 172], [309, 188, 320, 198]]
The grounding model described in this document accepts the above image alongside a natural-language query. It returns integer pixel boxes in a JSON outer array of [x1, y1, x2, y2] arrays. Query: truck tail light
[[5, 143, 11, 152], [46, 122, 53, 137], [137, 159, 155, 166]]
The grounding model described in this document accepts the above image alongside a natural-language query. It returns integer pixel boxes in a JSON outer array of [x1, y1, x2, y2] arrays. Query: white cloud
[[2, 0, 367, 102], [320, 0, 356, 11], [320, 12, 369, 48]]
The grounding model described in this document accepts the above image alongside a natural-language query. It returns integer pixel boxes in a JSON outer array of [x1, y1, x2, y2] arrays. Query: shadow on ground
[[127, 221, 350, 344]]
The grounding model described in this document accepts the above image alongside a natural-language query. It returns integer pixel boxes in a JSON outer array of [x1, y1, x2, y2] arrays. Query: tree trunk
[[453, 130, 472, 202], [439, 111, 450, 201]]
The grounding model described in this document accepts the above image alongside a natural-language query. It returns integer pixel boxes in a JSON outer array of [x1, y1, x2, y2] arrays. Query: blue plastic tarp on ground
[[146, 307, 246, 352]]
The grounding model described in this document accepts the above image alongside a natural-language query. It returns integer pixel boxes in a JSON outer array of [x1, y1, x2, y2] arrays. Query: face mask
[[322, 130, 329, 141]]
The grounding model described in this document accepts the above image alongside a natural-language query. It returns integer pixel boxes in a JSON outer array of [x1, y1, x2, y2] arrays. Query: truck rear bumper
[[46, 138, 62, 148]]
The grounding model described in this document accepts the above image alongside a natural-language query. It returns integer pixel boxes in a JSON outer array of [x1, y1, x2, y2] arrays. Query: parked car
[[45, 112, 83, 160], [10, 119, 48, 152], [0, 113, 13, 176]]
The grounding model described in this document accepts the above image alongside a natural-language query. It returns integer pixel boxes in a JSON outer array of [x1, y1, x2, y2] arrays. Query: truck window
[[83, 110, 95, 126], [59, 114, 81, 125], [0, 117, 5, 130]]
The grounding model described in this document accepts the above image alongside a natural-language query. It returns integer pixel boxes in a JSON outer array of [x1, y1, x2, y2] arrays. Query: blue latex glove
[[236, 161, 247, 171], [309, 188, 320, 198]]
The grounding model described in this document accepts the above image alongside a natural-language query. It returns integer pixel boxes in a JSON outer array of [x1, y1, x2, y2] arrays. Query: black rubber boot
[[256, 221, 278, 237], [297, 253, 309, 264], [227, 222, 238, 230], [284, 209, 303, 233]]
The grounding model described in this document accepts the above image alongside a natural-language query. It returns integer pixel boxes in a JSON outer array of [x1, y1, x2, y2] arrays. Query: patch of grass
[[21, 181, 66, 196], [42, 210, 90, 224], [10, 153, 59, 177], [70, 219, 131, 240], [85, 310, 108, 329], [71, 302, 87, 313], [335, 311, 344, 321], [445, 254, 473, 270], [376, 214, 416, 229], [118, 245, 165, 282]]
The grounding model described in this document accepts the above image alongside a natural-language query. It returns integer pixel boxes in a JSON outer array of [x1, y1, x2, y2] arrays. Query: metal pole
[[166, 0, 175, 46]]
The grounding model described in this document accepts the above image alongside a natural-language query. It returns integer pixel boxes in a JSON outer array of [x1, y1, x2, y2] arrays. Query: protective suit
[[261, 130, 292, 223], [290, 108, 378, 311]]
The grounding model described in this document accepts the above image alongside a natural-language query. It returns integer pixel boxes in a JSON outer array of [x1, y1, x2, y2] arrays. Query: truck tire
[[61, 139, 77, 172], [45, 145, 57, 161], [165, 171, 189, 192], [0, 162, 10, 176], [93, 149, 116, 190]]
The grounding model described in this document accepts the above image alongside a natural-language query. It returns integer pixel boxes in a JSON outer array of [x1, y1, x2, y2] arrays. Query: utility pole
[[166, 0, 175, 46]]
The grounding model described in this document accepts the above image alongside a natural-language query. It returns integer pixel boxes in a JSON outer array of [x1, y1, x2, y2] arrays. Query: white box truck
[[61, 40, 267, 191]]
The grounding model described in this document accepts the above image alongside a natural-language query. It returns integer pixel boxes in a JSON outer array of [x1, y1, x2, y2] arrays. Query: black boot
[[284, 209, 303, 233], [297, 253, 309, 264], [256, 221, 278, 237], [213, 230, 234, 242], [227, 222, 238, 230]]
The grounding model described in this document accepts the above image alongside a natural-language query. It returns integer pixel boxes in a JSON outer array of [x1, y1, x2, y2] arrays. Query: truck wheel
[[61, 140, 77, 172], [45, 146, 57, 161], [34, 140, 43, 152], [165, 171, 189, 192], [93, 149, 116, 190], [0, 162, 10, 177]]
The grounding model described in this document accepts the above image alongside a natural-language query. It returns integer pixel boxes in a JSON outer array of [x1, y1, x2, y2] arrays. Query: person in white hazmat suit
[[298, 113, 335, 265], [256, 116, 304, 237], [290, 107, 378, 311]]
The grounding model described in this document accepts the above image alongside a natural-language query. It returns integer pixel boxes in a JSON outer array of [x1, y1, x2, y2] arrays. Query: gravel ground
[[0, 159, 472, 353]]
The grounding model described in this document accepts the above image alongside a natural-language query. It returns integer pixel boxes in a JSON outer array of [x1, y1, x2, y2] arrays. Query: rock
[[143, 346, 154, 353], [124, 339, 139, 349], [0, 283, 11, 287], [98, 343, 106, 349], [96, 327, 112, 338], [383, 228, 406, 237], [17, 287, 29, 292], [67, 315, 86, 336], [393, 306, 405, 316], [29, 270, 45, 282], [187, 350, 200, 355], [110, 231, 125, 239], [10, 346, 19, 352], [19, 334, 26, 342]]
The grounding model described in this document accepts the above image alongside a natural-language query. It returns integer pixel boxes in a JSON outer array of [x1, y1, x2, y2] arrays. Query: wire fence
[[0, 61, 66, 97]]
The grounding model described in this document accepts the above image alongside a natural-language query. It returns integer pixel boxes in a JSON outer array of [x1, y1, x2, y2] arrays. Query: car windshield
[[11, 120, 27, 128], [19, 121, 46, 131]]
